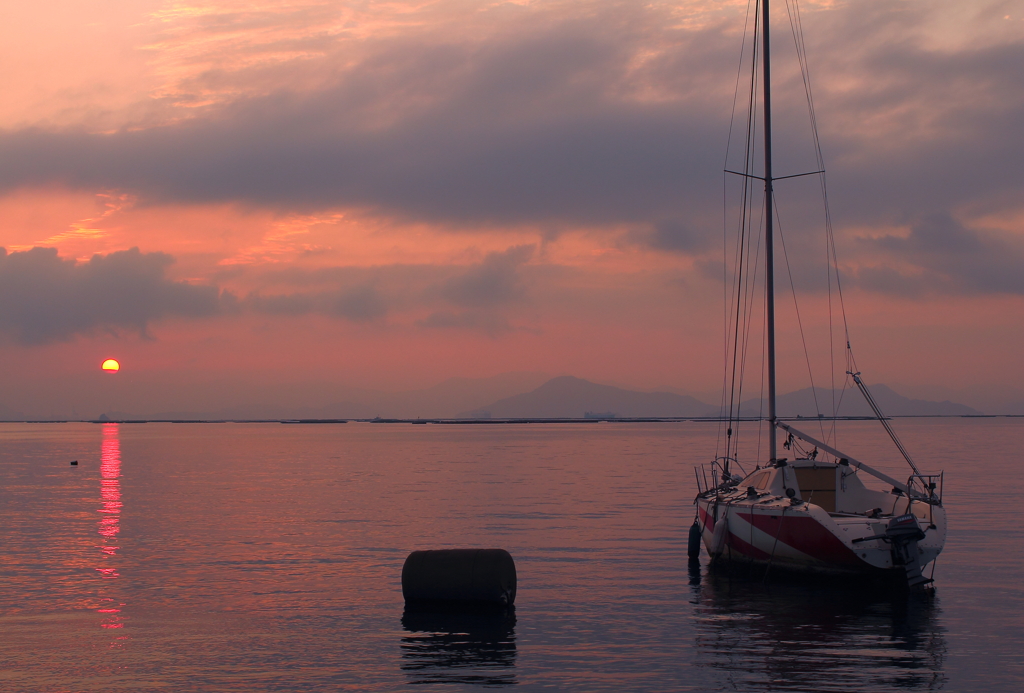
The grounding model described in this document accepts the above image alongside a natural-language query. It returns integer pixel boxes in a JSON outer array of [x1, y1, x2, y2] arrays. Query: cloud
[[0, 247, 223, 343], [407, 245, 538, 335], [0, 243, 542, 343], [854, 212, 1024, 295], [242, 292, 314, 316], [244, 284, 388, 322], [625, 219, 709, 254], [417, 310, 514, 337], [1, 0, 1021, 310], [330, 285, 388, 321], [0, 1, 1018, 252], [240, 244, 535, 331], [0, 6, 732, 227], [441, 245, 535, 307], [802, 3, 1024, 227]]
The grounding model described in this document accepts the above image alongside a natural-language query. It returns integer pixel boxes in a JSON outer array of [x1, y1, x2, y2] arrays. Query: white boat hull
[[695, 461, 946, 581]]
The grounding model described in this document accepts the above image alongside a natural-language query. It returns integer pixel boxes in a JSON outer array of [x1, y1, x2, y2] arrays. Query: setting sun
[[101, 359, 120, 373]]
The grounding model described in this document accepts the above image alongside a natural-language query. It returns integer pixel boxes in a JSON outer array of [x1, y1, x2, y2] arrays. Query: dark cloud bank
[[1, 1, 1021, 336], [0, 247, 221, 344], [2, 2, 1018, 237], [855, 212, 1024, 296], [0, 19, 726, 227], [0, 245, 540, 343]]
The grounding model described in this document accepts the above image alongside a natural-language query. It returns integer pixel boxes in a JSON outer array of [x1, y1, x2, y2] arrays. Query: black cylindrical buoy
[[402, 549, 516, 606], [688, 519, 702, 558], [70, 460, 78, 466]]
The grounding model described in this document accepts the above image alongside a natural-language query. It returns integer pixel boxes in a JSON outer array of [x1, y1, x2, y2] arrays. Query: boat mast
[[762, 0, 778, 463]]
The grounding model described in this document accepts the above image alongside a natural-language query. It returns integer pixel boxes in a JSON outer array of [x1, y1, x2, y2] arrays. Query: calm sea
[[0, 419, 1021, 691]]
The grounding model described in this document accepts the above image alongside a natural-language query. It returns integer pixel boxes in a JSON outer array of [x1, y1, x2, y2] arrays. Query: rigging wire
[[737, 194, 767, 457], [783, 0, 856, 448], [722, 0, 778, 471], [723, 0, 856, 467], [717, 0, 759, 464], [717, 0, 920, 480], [774, 195, 831, 449], [755, 277, 768, 467], [721, 0, 762, 472]]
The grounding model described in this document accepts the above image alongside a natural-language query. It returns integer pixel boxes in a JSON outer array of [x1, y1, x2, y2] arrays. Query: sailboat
[[693, 0, 946, 588]]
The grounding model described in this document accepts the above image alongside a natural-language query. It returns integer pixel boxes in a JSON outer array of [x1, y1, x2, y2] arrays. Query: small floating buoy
[[688, 518, 702, 558], [402, 549, 516, 606], [70, 460, 78, 466]]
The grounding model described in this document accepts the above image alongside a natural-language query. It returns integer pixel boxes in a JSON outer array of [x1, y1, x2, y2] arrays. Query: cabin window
[[794, 467, 836, 512]]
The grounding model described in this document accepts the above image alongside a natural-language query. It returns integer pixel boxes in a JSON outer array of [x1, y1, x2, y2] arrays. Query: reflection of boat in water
[[400, 605, 516, 686], [693, 573, 946, 690], [694, 0, 945, 586]]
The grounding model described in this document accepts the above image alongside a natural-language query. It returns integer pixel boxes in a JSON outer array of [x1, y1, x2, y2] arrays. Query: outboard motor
[[885, 513, 930, 587]]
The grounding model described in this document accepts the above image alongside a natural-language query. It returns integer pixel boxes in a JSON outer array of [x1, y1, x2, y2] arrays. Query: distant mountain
[[461, 378, 981, 419], [461, 376, 718, 418], [146, 372, 552, 420], [374, 372, 552, 418], [739, 384, 981, 417], [12, 373, 981, 421]]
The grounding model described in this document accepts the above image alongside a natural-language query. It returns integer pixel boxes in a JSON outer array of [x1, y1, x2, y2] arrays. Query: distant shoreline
[[1, 414, 1022, 425]]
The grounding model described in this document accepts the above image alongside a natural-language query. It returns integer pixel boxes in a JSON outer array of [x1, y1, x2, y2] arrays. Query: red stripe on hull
[[736, 511, 861, 567], [698, 505, 715, 532], [724, 531, 773, 560]]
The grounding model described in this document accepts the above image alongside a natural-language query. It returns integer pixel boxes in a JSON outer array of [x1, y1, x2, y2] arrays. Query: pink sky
[[1, 0, 1023, 417]]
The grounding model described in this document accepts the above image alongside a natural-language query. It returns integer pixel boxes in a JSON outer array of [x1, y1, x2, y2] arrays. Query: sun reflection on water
[[97, 423, 126, 632]]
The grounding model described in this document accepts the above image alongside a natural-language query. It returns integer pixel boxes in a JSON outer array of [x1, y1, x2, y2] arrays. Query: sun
[[101, 359, 120, 373]]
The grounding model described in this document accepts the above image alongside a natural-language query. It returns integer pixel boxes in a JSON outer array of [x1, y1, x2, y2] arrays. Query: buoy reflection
[[400, 606, 517, 685], [97, 423, 125, 631]]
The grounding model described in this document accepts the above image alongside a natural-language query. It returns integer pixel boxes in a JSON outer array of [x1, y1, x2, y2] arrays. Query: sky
[[0, 0, 1022, 417]]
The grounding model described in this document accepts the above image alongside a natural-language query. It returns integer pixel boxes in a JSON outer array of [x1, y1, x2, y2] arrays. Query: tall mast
[[762, 0, 778, 462]]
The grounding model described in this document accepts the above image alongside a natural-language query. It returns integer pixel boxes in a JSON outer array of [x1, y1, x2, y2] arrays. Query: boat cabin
[[739, 459, 892, 515]]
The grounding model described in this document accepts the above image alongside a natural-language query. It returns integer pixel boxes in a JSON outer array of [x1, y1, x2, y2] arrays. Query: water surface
[[0, 419, 1020, 690]]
